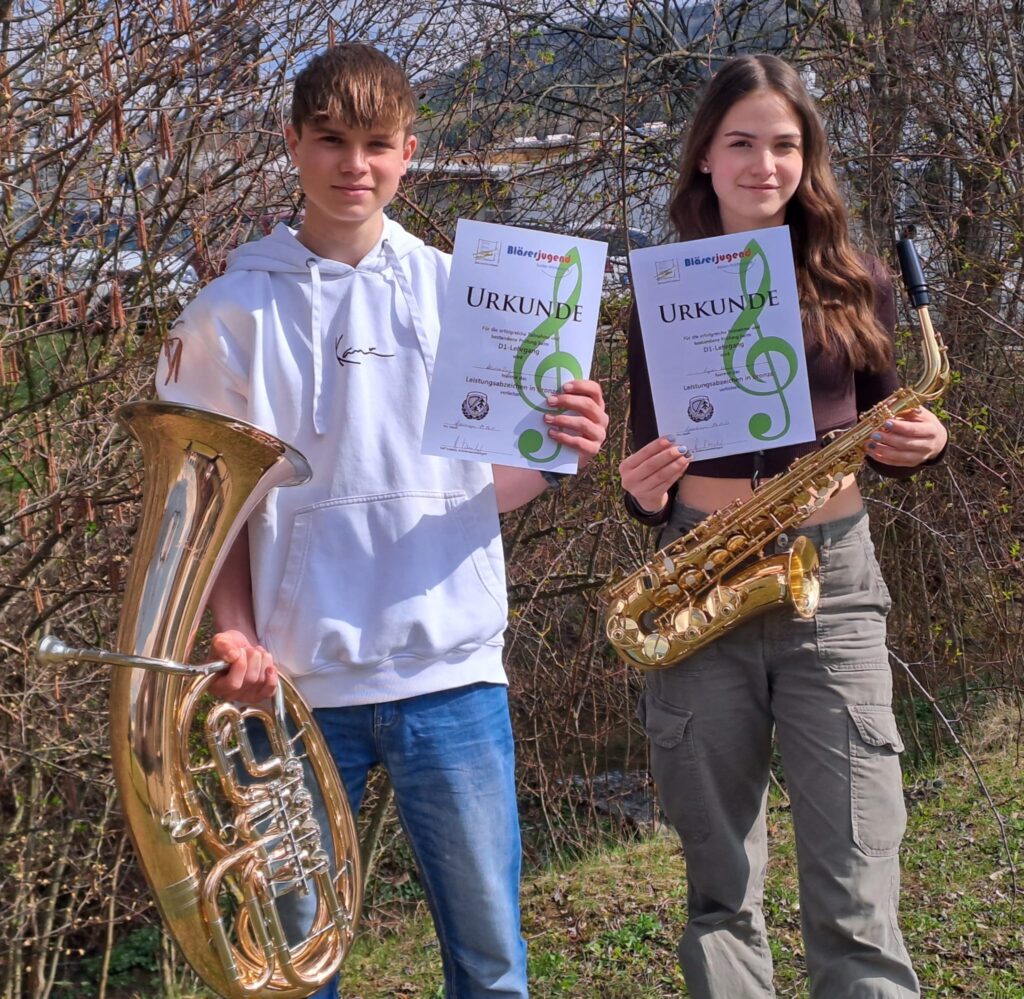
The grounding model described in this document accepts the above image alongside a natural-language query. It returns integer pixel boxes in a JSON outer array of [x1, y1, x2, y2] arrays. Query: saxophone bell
[[606, 533, 820, 667]]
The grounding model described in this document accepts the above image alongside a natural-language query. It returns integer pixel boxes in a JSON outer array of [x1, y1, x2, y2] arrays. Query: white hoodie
[[156, 220, 508, 707]]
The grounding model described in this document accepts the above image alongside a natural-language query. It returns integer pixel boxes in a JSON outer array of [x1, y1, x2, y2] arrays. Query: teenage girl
[[621, 55, 946, 998]]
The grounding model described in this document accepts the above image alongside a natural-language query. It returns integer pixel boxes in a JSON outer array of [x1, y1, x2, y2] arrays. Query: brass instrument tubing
[[36, 634, 225, 676]]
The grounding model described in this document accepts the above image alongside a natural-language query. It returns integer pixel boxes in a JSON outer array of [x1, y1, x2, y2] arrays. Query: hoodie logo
[[334, 333, 395, 368]]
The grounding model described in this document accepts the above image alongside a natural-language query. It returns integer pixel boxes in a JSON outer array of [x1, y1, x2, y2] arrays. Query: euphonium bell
[[37, 401, 362, 998]]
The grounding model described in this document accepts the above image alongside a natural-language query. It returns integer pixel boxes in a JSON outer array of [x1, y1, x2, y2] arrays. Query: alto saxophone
[[37, 402, 362, 998], [603, 238, 950, 670]]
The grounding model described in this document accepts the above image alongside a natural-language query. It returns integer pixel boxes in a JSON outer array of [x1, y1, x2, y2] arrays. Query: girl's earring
[[701, 165, 710, 173]]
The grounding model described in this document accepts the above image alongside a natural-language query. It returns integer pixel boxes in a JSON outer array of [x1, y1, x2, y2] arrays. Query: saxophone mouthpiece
[[896, 236, 929, 309]]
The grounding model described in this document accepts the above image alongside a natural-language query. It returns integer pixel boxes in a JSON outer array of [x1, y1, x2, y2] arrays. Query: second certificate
[[630, 225, 815, 460]]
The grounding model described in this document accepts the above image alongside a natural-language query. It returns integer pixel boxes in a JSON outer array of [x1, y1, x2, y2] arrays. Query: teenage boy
[[156, 44, 608, 999]]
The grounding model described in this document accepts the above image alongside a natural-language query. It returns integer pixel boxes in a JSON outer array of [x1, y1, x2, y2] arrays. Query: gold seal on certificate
[[630, 225, 814, 459], [422, 219, 607, 472]]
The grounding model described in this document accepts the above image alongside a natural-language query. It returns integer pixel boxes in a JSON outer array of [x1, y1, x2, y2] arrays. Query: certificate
[[422, 219, 607, 472], [630, 225, 814, 459]]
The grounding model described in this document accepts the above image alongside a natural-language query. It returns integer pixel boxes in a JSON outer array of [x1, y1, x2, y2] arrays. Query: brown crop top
[[625, 254, 944, 525]]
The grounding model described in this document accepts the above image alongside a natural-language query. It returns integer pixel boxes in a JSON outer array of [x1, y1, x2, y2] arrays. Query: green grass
[[339, 743, 1023, 999]]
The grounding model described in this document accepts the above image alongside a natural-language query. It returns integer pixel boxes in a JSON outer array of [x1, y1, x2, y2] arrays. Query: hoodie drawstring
[[306, 257, 326, 435], [383, 239, 436, 383], [304, 240, 432, 436]]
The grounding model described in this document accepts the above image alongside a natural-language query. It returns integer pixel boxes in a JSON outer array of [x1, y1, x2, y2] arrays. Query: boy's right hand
[[619, 438, 692, 515], [209, 630, 278, 705]]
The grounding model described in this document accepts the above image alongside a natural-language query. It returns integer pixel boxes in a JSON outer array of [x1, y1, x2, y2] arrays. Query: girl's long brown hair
[[668, 55, 892, 371]]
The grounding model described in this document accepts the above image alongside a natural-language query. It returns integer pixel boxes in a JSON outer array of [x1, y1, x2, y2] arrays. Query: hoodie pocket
[[262, 489, 506, 674]]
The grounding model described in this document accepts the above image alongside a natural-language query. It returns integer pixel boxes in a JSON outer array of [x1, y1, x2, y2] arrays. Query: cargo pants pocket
[[815, 531, 893, 671], [848, 704, 907, 857], [641, 691, 710, 845]]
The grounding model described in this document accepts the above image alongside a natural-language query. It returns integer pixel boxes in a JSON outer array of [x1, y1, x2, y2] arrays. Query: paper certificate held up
[[422, 219, 607, 473], [630, 225, 814, 460]]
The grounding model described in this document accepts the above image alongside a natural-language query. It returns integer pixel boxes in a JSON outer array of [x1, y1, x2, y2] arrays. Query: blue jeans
[[308, 682, 528, 999]]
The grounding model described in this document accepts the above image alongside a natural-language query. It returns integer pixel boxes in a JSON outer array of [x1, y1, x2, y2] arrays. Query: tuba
[[37, 401, 362, 997], [603, 238, 950, 670]]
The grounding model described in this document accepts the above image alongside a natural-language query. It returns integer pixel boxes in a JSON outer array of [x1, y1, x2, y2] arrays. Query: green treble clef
[[722, 239, 799, 441], [513, 248, 585, 463]]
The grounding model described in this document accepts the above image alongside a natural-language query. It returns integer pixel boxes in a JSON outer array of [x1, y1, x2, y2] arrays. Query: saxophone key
[[676, 608, 709, 642], [715, 586, 741, 618], [703, 548, 730, 573], [607, 616, 640, 645], [641, 633, 673, 662]]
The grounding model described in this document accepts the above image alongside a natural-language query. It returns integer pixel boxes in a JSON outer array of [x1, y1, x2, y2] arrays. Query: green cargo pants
[[641, 504, 919, 998]]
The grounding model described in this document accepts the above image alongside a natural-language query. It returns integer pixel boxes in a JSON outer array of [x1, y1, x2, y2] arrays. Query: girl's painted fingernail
[[546, 395, 559, 407], [562, 381, 574, 392], [665, 434, 677, 443], [883, 420, 894, 429], [678, 445, 690, 456], [543, 414, 554, 424], [867, 441, 876, 450], [870, 432, 882, 441]]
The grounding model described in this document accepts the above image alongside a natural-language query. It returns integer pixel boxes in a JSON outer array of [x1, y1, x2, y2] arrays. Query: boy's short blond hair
[[291, 44, 417, 134]]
